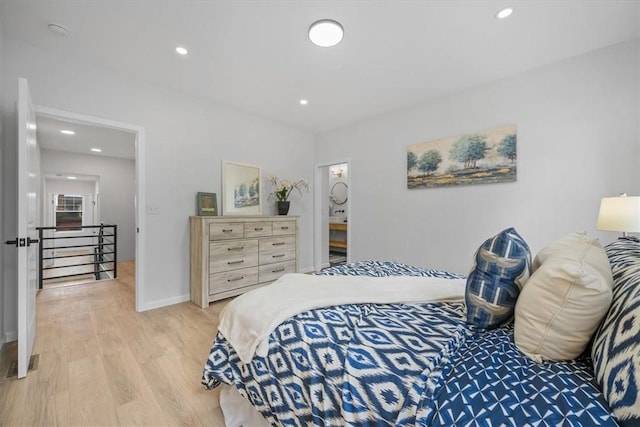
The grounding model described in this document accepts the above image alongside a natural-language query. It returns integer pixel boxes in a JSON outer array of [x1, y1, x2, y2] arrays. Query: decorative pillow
[[514, 232, 613, 362], [592, 237, 640, 426], [465, 227, 531, 329]]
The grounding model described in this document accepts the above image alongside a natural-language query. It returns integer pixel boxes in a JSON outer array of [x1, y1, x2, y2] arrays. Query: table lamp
[[597, 194, 640, 237]]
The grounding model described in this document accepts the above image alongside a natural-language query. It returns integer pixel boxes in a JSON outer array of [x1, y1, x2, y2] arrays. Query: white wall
[[2, 39, 315, 338], [315, 41, 640, 275], [42, 150, 135, 261], [0, 21, 5, 348]]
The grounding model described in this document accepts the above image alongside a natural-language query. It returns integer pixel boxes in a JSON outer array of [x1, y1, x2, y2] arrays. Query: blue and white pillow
[[465, 227, 531, 329], [592, 237, 640, 426]]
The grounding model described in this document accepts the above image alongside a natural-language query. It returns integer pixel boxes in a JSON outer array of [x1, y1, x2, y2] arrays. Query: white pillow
[[514, 232, 613, 362]]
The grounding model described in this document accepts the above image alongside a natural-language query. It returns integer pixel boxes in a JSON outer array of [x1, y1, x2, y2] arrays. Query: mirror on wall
[[330, 181, 348, 205]]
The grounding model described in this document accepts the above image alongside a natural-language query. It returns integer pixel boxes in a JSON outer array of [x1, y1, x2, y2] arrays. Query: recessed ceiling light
[[299, 99, 308, 105], [47, 23, 70, 37], [496, 7, 513, 19], [60, 129, 75, 135], [91, 148, 102, 153], [67, 176, 77, 180], [309, 19, 344, 47], [175, 46, 188, 55]]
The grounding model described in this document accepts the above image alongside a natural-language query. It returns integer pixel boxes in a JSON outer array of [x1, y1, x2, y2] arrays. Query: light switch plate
[[146, 205, 160, 215]]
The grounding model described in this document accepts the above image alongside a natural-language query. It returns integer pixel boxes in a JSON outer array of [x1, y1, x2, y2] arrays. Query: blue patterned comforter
[[202, 261, 617, 426]]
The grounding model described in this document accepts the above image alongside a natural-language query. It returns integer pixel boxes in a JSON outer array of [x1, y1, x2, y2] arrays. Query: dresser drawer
[[209, 222, 243, 240], [259, 261, 296, 283], [259, 236, 296, 264], [209, 267, 259, 295], [244, 222, 272, 238], [272, 220, 296, 236], [209, 239, 259, 272]]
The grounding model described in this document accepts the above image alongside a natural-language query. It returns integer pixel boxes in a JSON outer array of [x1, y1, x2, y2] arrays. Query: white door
[[17, 77, 38, 378]]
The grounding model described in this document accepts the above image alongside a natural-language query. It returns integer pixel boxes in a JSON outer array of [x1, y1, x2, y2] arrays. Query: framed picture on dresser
[[222, 161, 262, 215], [196, 192, 217, 216]]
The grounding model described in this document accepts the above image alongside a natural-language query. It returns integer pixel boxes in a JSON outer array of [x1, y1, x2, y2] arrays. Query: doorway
[[42, 178, 101, 288], [34, 106, 146, 312], [328, 163, 348, 266], [314, 160, 351, 272]]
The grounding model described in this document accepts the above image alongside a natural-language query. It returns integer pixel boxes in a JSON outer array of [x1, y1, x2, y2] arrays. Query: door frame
[[313, 159, 351, 272], [35, 106, 147, 312]]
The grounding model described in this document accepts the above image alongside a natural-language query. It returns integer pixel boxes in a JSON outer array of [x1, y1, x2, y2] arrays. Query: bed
[[202, 232, 640, 427]]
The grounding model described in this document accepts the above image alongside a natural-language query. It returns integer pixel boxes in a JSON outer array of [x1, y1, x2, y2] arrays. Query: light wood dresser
[[190, 215, 299, 308]]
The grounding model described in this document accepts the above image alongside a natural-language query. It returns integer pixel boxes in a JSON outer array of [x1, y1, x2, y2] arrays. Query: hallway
[[0, 261, 228, 426]]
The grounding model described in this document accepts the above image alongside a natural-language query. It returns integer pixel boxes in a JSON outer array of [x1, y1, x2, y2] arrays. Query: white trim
[[140, 294, 190, 312], [299, 266, 317, 274], [34, 106, 147, 312], [314, 159, 351, 272], [5, 331, 17, 342]]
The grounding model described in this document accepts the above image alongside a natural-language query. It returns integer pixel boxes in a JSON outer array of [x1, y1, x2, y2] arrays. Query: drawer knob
[[228, 246, 244, 251], [272, 267, 285, 273], [272, 254, 285, 258], [227, 260, 244, 265], [280, 226, 289, 230], [227, 276, 245, 282], [222, 229, 233, 233], [272, 242, 285, 246], [254, 227, 263, 231]]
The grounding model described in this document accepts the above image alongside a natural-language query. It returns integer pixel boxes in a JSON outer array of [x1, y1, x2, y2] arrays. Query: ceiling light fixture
[[309, 19, 344, 47], [60, 129, 75, 135], [175, 46, 188, 55], [91, 148, 102, 153], [67, 176, 77, 180], [47, 23, 70, 37], [299, 99, 308, 105], [495, 7, 513, 19]]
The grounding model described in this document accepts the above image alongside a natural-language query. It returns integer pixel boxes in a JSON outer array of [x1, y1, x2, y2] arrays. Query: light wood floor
[[0, 261, 229, 426]]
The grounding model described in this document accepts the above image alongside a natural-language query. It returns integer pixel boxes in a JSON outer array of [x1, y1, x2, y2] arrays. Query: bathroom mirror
[[330, 181, 348, 205]]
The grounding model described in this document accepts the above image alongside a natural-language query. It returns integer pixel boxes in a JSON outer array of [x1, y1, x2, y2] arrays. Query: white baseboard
[[4, 331, 17, 343], [139, 294, 190, 312], [299, 266, 317, 274], [310, 263, 331, 272]]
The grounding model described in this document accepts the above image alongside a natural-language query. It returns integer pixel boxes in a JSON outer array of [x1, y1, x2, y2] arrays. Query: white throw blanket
[[218, 273, 467, 364]]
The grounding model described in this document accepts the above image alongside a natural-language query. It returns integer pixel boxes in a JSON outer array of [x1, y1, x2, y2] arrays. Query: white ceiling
[[36, 115, 135, 160], [1, 0, 639, 135]]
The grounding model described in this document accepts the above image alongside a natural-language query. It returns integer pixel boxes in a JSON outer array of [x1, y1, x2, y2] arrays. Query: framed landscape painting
[[407, 124, 517, 189], [222, 161, 262, 215]]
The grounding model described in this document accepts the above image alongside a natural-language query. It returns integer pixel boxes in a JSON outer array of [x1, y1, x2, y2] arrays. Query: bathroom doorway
[[314, 160, 351, 272], [328, 164, 348, 266]]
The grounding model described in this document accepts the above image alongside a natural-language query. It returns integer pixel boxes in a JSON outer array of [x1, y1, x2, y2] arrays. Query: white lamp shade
[[597, 196, 640, 232]]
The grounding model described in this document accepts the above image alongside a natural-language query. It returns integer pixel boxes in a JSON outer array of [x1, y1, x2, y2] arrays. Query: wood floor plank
[[0, 260, 229, 426], [68, 355, 119, 426]]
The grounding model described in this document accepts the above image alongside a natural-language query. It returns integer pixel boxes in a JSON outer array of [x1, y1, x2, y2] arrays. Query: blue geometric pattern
[[319, 260, 466, 279], [465, 227, 531, 329], [203, 301, 469, 426], [430, 325, 618, 426], [592, 237, 640, 426], [202, 261, 616, 426]]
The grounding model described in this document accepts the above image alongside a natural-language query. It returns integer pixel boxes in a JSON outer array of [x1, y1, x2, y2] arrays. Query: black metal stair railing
[[36, 223, 117, 289]]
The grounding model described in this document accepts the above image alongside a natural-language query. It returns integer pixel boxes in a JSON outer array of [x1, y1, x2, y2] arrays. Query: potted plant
[[267, 175, 309, 215]]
